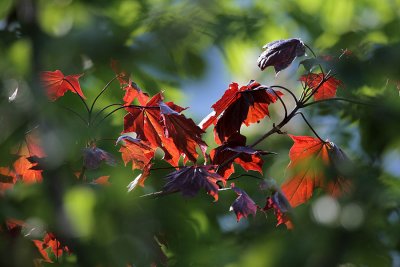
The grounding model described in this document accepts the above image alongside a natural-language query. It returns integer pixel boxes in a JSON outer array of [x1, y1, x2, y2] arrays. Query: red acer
[[281, 135, 350, 207], [200, 80, 282, 144], [40, 70, 86, 101], [2, 37, 369, 266], [210, 133, 267, 179], [300, 73, 343, 101], [123, 92, 206, 165]]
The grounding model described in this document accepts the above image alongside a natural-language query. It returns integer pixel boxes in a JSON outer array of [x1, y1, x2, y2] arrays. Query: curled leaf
[[200, 81, 282, 144], [230, 184, 258, 222], [257, 38, 306, 73], [263, 191, 292, 228]]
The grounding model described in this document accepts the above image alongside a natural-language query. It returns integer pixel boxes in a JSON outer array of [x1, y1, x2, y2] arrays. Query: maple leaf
[[257, 38, 306, 73], [118, 135, 155, 170], [40, 70, 85, 101], [13, 156, 42, 183], [281, 135, 351, 207], [200, 81, 282, 144], [210, 133, 268, 179], [123, 92, 206, 166], [300, 73, 343, 101], [33, 232, 69, 263], [263, 191, 292, 228], [163, 165, 225, 201], [92, 176, 111, 186], [160, 102, 207, 163], [83, 145, 116, 170], [229, 183, 258, 222]]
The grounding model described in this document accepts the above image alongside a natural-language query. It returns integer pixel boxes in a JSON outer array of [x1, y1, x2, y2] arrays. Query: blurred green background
[[1, 0, 400, 266]]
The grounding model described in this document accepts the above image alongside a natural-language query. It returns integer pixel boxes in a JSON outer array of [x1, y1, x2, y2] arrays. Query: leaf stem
[[89, 75, 120, 123], [58, 105, 88, 125], [269, 85, 298, 103], [63, 79, 90, 115], [295, 112, 324, 142], [303, 97, 373, 108]]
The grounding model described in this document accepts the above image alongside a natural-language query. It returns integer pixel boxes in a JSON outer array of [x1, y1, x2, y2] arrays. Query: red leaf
[[127, 164, 152, 191], [257, 38, 306, 73], [40, 70, 85, 101], [13, 156, 43, 183], [263, 191, 292, 228], [230, 184, 258, 222], [83, 145, 116, 170], [210, 133, 266, 179], [160, 102, 207, 164], [118, 136, 155, 171], [299, 73, 343, 101], [281, 135, 351, 207], [163, 165, 225, 201], [33, 232, 69, 262], [200, 81, 282, 144], [92, 175, 111, 186], [123, 93, 207, 166]]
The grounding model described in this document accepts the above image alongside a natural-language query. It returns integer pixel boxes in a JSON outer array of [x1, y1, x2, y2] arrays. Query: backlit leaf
[[40, 70, 85, 101], [281, 135, 351, 207]]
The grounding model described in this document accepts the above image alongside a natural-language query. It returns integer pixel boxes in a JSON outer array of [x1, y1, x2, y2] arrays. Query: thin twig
[[89, 75, 120, 122], [272, 89, 288, 119], [63, 79, 90, 114], [227, 174, 263, 181], [295, 112, 324, 142], [59, 105, 88, 125], [303, 97, 373, 108], [91, 103, 123, 126], [269, 85, 298, 103]]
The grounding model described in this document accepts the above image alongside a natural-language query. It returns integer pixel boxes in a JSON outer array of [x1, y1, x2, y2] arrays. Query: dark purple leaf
[[230, 184, 258, 222], [257, 38, 306, 73], [263, 191, 292, 228], [163, 165, 225, 201]]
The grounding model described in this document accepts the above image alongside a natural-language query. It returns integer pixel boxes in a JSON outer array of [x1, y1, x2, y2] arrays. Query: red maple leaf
[[281, 135, 351, 207], [210, 133, 267, 179], [10, 131, 46, 184], [33, 232, 69, 263], [263, 191, 292, 228], [230, 183, 258, 222], [92, 175, 111, 186], [163, 165, 225, 201], [13, 157, 42, 183], [200, 81, 282, 144], [257, 38, 306, 73], [123, 93, 206, 166], [40, 70, 85, 101], [118, 136, 154, 171], [300, 73, 343, 101]]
